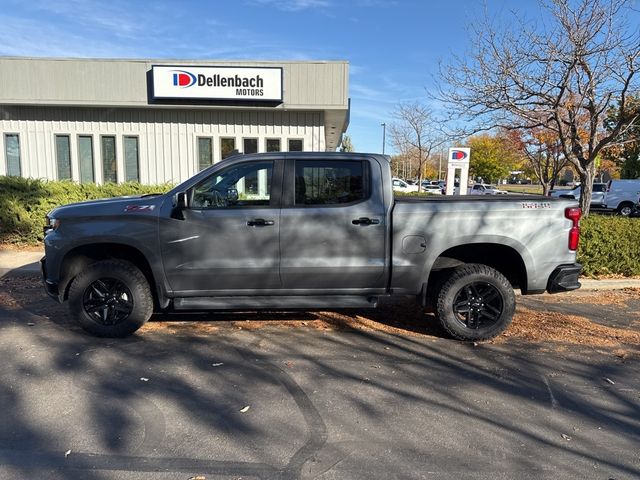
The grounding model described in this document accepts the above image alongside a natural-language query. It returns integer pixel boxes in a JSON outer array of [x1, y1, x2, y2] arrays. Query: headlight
[[44, 217, 60, 235]]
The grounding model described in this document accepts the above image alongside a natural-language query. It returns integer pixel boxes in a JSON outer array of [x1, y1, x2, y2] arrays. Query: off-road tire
[[435, 263, 515, 341], [68, 259, 153, 337]]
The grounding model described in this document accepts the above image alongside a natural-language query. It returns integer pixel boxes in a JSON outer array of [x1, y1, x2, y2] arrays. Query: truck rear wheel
[[435, 264, 515, 341], [68, 260, 153, 337]]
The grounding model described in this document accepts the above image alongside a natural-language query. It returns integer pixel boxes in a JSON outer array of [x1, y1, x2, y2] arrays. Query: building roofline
[[0, 55, 348, 65]]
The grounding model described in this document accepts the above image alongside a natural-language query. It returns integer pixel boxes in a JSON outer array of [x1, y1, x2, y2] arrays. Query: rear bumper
[[547, 263, 582, 293], [41, 257, 61, 302]]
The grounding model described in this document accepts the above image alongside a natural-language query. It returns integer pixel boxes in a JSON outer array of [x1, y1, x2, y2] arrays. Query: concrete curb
[[1, 250, 639, 290]]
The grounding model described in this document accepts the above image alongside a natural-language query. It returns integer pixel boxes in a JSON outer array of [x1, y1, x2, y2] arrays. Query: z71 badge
[[124, 205, 156, 212]]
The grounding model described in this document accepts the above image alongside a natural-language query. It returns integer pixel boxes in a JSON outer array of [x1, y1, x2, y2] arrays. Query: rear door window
[[294, 160, 367, 206]]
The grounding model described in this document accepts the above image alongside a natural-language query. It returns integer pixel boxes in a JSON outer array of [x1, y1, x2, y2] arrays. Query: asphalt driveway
[[0, 274, 638, 480]]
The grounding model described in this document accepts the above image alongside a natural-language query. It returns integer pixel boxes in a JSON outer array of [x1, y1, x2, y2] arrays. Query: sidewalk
[[1, 249, 640, 290], [0, 249, 42, 277]]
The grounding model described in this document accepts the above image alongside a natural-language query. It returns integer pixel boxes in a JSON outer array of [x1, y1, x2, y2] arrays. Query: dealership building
[[0, 57, 349, 184]]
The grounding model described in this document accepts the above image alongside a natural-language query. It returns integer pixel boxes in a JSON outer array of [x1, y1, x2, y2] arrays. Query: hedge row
[[577, 215, 640, 277], [0, 176, 173, 244], [1, 176, 638, 276]]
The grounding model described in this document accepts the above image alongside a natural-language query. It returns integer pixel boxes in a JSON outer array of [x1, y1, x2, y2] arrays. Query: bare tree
[[389, 102, 445, 191], [437, 0, 640, 214], [519, 128, 570, 195]]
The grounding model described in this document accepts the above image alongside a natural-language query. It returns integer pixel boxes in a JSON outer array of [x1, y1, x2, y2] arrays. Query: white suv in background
[[550, 183, 607, 208], [605, 179, 640, 216]]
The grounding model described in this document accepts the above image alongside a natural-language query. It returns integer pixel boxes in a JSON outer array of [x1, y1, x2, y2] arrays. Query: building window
[[101, 136, 117, 183], [288, 139, 303, 152], [198, 137, 213, 171], [124, 136, 140, 182], [4, 134, 21, 177], [220, 137, 236, 159], [78, 135, 95, 184], [266, 138, 281, 152], [55, 135, 72, 180], [243, 138, 258, 154], [295, 160, 367, 206]]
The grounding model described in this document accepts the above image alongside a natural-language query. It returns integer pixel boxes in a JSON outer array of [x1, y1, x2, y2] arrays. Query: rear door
[[279, 157, 387, 291]]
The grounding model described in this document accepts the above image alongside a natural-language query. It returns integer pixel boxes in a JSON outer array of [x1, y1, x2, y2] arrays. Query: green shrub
[[0, 176, 172, 245], [578, 215, 640, 277]]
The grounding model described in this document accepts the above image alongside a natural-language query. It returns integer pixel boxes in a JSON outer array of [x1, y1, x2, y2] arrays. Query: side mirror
[[227, 188, 239, 203], [176, 191, 188, 209]]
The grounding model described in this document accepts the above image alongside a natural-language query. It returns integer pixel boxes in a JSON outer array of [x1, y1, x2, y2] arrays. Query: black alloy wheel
[[82, 278, 134, 326], [68, 259, 153, 337], [452, 282, 504, 330], [435, 264, 516, 341]]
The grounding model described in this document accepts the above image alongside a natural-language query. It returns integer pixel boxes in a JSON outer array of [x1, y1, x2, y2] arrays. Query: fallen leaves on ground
[[1, 274, 638, 356]]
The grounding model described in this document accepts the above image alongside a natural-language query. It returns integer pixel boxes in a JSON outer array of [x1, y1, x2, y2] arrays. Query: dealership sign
[[448, 147, 470, 165], [151, 65, 283, 102]]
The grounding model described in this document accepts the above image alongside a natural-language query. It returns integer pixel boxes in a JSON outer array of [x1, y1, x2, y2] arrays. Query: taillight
[[565, 207, 581, 250]]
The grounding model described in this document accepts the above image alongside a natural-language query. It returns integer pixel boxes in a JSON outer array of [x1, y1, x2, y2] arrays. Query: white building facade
[[0, 58, 350, 185]]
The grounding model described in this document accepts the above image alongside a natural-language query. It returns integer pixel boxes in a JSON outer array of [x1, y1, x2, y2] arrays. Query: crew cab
[[42, 153, 582, 341]]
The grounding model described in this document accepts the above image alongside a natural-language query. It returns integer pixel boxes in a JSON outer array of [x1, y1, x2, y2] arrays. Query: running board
[[173, 295, 379, 311]]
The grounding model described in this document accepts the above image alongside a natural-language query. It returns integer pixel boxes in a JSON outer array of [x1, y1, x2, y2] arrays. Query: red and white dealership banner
[[152, 65, 283, 102]]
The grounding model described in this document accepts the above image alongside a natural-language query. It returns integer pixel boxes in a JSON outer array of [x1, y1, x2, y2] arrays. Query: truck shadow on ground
[[1, 274, 639, 479], [7, 274, 450, 339]]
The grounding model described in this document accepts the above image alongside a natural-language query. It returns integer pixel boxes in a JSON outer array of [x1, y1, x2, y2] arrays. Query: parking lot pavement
[[0, 274, 638, 480]]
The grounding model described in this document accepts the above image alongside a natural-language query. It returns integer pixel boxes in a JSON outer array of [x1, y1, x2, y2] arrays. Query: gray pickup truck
[[42, 152, 582, 341]]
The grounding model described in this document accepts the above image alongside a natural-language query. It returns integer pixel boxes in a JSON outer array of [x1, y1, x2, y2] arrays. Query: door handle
[[247, 218, 275, 227], [352, 217, 380, 225]]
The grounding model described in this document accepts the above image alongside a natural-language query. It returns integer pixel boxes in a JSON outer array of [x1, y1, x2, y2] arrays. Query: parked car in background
[[468, 184, 508, 195], [392, 177, 419, 193], [605, 179, 640, 216], [549, 183, 607, 208], [420, 183, 443, 195]]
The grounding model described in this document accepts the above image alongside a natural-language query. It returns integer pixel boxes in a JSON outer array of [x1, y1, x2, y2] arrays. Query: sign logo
[[451, 150, 468, 161], [172, 70, 197, 88]]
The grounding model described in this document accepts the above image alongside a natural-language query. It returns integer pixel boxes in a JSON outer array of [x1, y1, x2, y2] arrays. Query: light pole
[[381, 123, 386, 155]]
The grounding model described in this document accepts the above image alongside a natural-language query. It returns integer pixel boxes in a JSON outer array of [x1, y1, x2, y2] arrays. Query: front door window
[[191, 161, 273, 209]]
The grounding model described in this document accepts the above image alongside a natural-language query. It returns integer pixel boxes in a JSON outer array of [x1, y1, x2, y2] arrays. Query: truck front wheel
[[68, 260, 153, 337], [435, 264, 515, 341]]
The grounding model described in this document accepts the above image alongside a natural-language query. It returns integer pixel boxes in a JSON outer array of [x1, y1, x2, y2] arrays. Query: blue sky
[[0, 0, 545, 153]]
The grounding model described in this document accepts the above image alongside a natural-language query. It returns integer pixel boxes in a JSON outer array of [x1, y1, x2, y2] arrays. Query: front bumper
[[41, 257, 61, 301], [547, 263, 582, 293]]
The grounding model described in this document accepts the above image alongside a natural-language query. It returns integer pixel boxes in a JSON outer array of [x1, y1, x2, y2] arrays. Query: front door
[[279, 158, 387, 291], [160, 159, 282, 294]]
